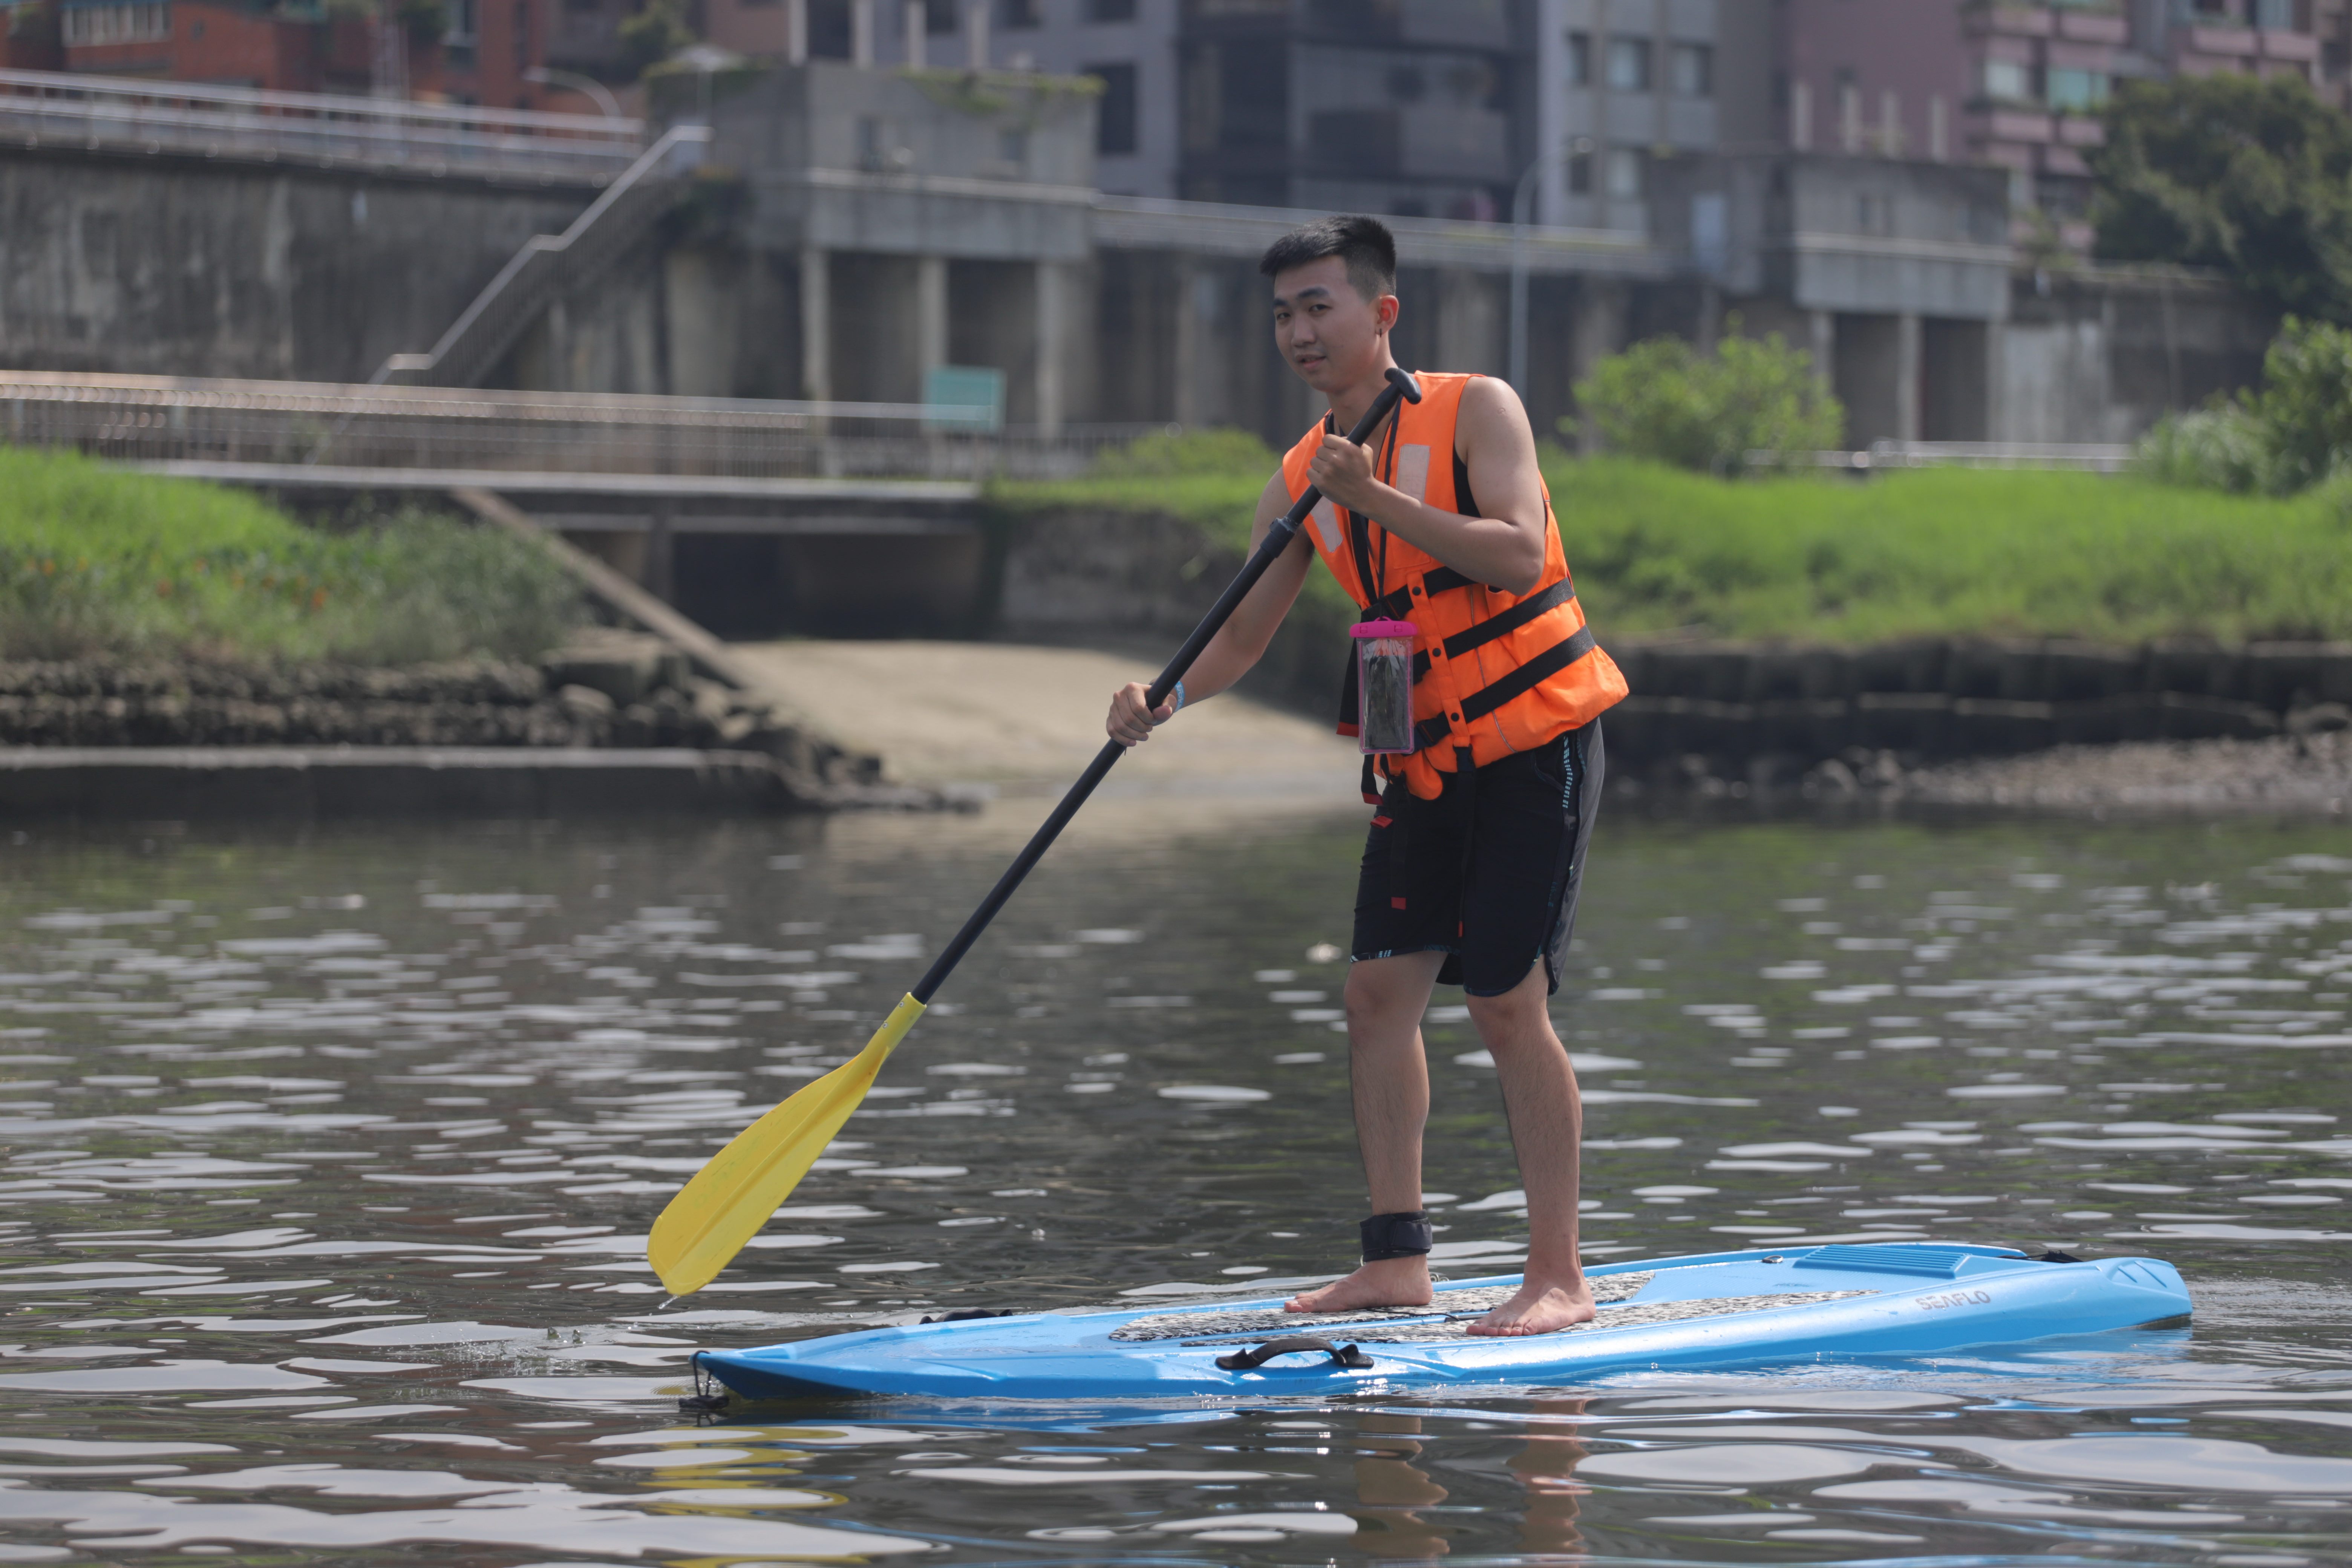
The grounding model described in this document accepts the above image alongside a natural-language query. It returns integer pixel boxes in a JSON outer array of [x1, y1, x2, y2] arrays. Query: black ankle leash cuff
[[1359, 1210, 1433, 1261]]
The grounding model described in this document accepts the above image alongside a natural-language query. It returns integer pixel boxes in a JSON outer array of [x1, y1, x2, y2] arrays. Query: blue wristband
[[1171, 680, 1187, 715]]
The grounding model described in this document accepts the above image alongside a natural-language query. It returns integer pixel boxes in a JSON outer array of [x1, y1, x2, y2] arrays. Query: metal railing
[[0, 66, 642, 182], [0, 371, 1168, 482], [1777, 440, 2137, 474]]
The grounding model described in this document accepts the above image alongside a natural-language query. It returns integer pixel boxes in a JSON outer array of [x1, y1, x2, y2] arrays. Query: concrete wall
[[1995, 266, 2277, 445], [0, 146, 592, 383]]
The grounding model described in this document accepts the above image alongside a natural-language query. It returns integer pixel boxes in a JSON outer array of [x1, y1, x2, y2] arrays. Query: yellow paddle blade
[[647, 992, 925, 1296]]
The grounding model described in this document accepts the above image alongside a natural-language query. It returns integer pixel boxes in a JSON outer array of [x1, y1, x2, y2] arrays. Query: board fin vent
[[1792, 1243, 1972, 1279]]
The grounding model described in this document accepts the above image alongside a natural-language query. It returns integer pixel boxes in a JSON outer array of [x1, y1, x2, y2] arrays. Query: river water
[[2, 796, 2349, 1566]]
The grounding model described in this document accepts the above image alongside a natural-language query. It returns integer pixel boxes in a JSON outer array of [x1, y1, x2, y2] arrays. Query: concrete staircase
[[372, 124, 712, 390]]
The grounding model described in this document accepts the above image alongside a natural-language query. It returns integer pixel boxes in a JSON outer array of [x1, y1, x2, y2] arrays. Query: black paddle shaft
[[910, 368, 1423, 1004]]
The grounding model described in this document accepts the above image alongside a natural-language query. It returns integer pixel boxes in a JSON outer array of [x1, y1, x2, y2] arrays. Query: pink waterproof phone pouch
[[1352, 618, 1419, 755]]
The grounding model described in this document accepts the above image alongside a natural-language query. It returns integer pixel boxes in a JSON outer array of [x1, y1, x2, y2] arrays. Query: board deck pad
[[1110, 1274, 1657, 1341], [692, 1245, 2196, 1403], [1167, 1291, 1875, 1345]]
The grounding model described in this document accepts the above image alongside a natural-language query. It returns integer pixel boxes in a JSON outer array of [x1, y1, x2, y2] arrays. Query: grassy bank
[[0, 447, 580, 664], [994, 446, 2352, 646]]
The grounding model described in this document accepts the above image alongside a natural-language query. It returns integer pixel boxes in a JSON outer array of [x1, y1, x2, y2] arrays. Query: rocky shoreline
[[1634, 731, 2352, 814], [0, 628, 896, 806], [1889, 730, 2352, 814]]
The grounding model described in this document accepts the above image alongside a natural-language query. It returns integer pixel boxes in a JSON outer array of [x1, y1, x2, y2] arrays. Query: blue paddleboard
[[694, 1242, 2192, 1403]]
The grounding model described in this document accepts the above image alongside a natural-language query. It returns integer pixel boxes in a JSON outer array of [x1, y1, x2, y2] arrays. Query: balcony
[[1965, 3, 2055, 38], [2055, 8, 2127, 41]]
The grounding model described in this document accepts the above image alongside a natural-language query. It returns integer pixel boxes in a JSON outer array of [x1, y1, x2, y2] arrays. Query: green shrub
[[1091, 426, 1277, 479], [1568, 328, 1845, 476], [2135, 317, 2352, 495], [0, 446, 581, 664], [2132, 405, 2276, 493]]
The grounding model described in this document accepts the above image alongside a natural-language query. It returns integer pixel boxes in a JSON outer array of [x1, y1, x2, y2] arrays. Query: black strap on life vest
[[1364, 566, 1476, 623], [1410, 576, 1578, 684], [1413, 625, 1600, 752]]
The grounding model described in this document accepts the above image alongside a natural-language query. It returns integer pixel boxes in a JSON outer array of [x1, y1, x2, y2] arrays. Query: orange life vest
[[1280, 370, 1628, 802]]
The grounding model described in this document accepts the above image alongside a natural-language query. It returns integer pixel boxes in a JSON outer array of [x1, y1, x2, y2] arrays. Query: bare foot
[[1463, 1278, 1596, 1337], [1284, 1256, 1433, 1314]]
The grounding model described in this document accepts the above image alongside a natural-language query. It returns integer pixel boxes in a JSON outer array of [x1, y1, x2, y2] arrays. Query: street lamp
[[524, 65, 624, 121], [1507, 136, 1593, 398]]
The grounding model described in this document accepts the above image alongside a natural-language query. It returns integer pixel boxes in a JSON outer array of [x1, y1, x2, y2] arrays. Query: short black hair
[[1259, 214, 1398, 303]]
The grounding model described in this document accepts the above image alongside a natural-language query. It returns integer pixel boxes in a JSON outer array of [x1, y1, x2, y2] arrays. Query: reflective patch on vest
[[1394, 443, 1431, 504], [1310, 498, 1341, 552]]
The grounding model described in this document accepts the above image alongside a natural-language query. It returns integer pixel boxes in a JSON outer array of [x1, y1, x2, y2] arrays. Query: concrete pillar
[[1434, 268, 1503, 376], [647, 502, 675, 602], [1808, 309, 1836, 392], [904, 0, 924, 67], [798, 245, 831, 402], [1841, 84, 1861, 154], [1695, 283, 1722, 354], [664, 247, 737, 398], [915, 253, 949, 394], [852, 0, 874, 67], [1568, 279, 1629, 454], [1880, 90, 1902, 156], [1791, 80, 1811, 152], [1896, 311, 1923, 444], [966, 0, 987, 68], [1035, 260, 1069, 434], [1170, 259, 1200, 430], [1928, 93, 1949, 161]]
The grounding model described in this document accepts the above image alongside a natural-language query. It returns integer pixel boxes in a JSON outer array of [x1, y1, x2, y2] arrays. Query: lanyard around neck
[[1327, 406, 1403, 609]]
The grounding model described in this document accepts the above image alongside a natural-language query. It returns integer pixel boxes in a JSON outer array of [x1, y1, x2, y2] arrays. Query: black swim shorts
[[1349, 719, 1604, 997]]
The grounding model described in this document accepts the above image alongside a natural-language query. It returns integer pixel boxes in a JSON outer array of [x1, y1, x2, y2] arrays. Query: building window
[[1087, 0, 1135, 20], [1566, 29, 1589, 86], [1000, 0, 1041, 26], [1090, 59, 1138, 154], [2254, 0, 2294, 28], [61, 0, 169, 46], [1566, 149, 1592, 193], [1606, 35, 1651, 92], [1604, 145, 1645, 198], [925, 0, 956, 32], [1982, 57, 2030, 101], [2046, 67, 2109, 110], [1671, 41, 1712, 96]]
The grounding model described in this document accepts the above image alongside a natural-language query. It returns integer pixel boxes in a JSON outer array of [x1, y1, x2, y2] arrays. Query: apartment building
[[1542, 0, 1770, 231], [1774, 0, 2339, 225]]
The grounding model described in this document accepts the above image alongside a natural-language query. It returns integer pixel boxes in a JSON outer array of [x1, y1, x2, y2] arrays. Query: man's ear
[[1377, 293, 1401, 334]]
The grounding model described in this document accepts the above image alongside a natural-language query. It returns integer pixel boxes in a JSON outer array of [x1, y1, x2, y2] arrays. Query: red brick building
[[29, 0, 562, 110]]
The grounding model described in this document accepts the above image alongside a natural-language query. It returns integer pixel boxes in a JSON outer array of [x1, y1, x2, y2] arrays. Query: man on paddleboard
[[1105, 215, 1628, 1337]]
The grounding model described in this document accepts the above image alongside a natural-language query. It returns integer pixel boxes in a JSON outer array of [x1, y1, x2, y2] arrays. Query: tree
[[617, 0, 693, 80], [1567, 327, 1845, 476], [2090, 72, 2352, 323]]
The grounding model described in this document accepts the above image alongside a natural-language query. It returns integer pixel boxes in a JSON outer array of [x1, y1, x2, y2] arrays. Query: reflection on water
[[0, 803, 2347, 1565]]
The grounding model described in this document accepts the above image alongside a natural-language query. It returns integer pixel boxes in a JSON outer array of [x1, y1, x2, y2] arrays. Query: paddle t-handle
[[908, 365, 1423, 1006], [645, 367, 1422, 1297]]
